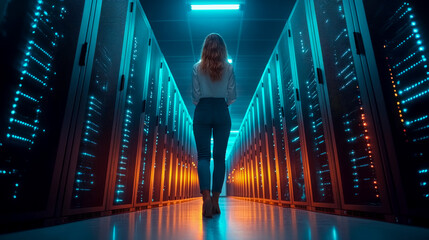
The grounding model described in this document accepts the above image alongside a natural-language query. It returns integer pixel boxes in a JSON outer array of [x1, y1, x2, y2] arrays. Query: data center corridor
[[2, 0, 429, 239], [2, 197, 429, 240]]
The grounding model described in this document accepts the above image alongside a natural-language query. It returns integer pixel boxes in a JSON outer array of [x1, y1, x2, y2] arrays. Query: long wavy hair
[[199, 33, 228, 81]]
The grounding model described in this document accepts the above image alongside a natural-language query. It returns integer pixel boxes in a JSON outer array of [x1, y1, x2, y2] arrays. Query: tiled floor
[[1, 197, 429, 240]]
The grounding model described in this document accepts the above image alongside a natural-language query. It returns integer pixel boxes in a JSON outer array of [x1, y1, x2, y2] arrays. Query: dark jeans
[[193, 98, 231, 194]]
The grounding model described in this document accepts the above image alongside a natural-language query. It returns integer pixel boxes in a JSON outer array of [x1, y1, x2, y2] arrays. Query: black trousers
[[193, 98, 231, 193]]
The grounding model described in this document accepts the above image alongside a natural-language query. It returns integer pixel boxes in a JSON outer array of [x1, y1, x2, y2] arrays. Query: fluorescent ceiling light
[[228, 58, 233, 63], [191, 4, 240, 10]]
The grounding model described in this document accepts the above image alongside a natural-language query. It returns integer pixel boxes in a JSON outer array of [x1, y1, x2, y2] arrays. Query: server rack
[[227, 0, 429, 225], [244, 119, 254, 199], [306, 0, 391, 214], [1, 0, 198, 231], [281, 22, 308, 205], [0, 0, 87, 225], [290, 0, 344, 210], [60, 0, 132, 215], [163, 78, 175, 202], [261, 72, 279, 202], [106, 0, 150, 210], [354, 0, 429, 223], [149, 55, 167, 205], [270, 53, 293, 203]]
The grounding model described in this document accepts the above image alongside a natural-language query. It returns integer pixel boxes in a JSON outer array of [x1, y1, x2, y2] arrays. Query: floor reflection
[[1, 198, 429, 240]]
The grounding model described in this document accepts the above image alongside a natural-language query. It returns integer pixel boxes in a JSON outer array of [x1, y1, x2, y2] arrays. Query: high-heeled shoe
[[211, 192, 221, 215], [202, 190, 213, 218]]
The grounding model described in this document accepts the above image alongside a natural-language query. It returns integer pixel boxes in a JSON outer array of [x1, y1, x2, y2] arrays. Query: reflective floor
[[1, 197, 429, 240]]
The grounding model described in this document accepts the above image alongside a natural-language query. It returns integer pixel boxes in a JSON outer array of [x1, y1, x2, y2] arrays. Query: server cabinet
[[149, 57, 168, 205], [251, 104, 263, 199], [106, 0, 151, 210], [62, 0, 131, 214], [143, 43, 163, 205], [237, 131, 243, 197], [247, 116, 257, 199], [244, 119, 254, 198], [170, 93, 180, 200], [255, 92, 270, 200], [278, 28, 307, 204], [249, 106, 259, 199], [240, 131, 247, 197], [163, 79, 175, 201], [307, 0, 389, 212], [173, 102, 183, 199], [187, 119, 193, 198], [270, 53, 292, 202], [182, 118, 189, 198], [242, 118, 250, 198], [0, 0, 86, 224], [289, 0, 339, 207], [356, 0, 429, 222], [177, 104, 185, 199], [136, 34, 162, 206], [261, 72, 280, 201]]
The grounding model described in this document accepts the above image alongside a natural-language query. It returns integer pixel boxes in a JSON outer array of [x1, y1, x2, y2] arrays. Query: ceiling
[[140, 0, 296, 153]]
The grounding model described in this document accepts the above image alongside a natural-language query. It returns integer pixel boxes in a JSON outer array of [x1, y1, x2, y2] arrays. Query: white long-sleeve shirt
[[192, 61, 237, 106]]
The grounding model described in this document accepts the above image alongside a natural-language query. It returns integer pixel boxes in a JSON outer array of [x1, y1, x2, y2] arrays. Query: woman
[[192, 33, 236, 218]]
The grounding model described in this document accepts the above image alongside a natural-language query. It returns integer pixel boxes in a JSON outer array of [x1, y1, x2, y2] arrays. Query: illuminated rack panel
[[70, 1, 129, 209], [245, 119, 255, 198], [0, 0, 84, 214], [270, 55, 291, 201], [111, 13, 150, 206], [256, 92, 270, 199], [1, 0, 198, 229], [177, 105, 185, 199], [313, 0, 380, 205], [174, 102, 183, 199], [278, 33, 306, 203], [243, 117, 252, 198], [362, 0, 429, 212], [290, 0, 334, 204], [250, 103, 263, 199], [136, 42, 162, 204], [262, 73, 279, 200], [248, 114, 258, 199], [170, 94, 180, 200], [151, 57, 168, 204], [241, 130, 248, 197], [163, 79, 175, 201]]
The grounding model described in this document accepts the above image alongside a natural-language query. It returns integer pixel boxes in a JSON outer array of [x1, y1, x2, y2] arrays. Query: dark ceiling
[[140, 0, 296, 151]]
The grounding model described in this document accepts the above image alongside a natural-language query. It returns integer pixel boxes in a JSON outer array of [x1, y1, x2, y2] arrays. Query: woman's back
[[192, 61, 236, 106]]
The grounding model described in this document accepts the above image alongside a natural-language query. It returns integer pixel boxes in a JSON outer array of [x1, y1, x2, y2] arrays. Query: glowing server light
[[191, 4, 240, 10], [228, 58, 233, 63]]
